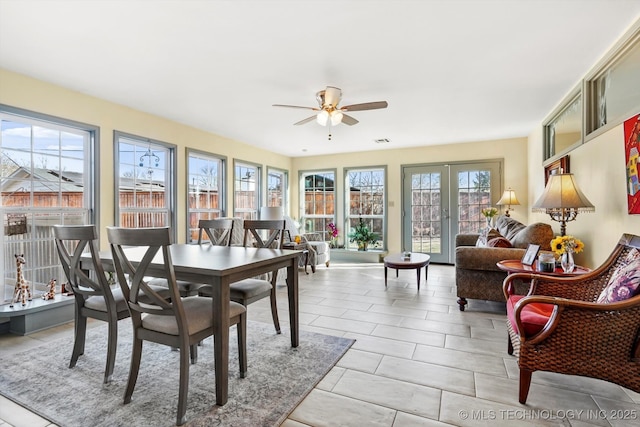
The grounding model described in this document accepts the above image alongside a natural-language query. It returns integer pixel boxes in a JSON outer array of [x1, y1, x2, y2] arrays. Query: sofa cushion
[[510, 223, 554, 250], [507, 295, 554, 336], [495, 215, 526, 241], [597, 258, 640, 303], [487, 237, 512, 248]]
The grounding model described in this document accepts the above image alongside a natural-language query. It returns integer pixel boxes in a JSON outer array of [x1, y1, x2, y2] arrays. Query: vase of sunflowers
[[550, 235, 584, 273]]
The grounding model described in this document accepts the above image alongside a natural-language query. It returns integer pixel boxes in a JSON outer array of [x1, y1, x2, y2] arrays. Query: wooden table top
[[497, 259, 590, 276]]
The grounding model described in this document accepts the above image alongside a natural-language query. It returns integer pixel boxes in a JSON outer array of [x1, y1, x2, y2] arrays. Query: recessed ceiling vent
[[374, 138, 390, 144]]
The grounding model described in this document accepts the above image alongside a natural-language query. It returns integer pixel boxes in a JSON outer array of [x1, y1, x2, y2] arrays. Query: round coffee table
[[383, 252, 430, 290], [496, 259, 590, 276]]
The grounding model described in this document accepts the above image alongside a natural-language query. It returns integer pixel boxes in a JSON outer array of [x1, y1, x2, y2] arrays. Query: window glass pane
[[267, 168, 286, 209], [234, 162, 259, 219], [116, 136, 171, 228], [346, 167, 385, 250], [457, 169, 493, 233], [594, 40, 640, 131], [1, 112, 92, 304], [187, 151, 224, 243], [544, 93, 582, 160], [300, 171, 335, 240]]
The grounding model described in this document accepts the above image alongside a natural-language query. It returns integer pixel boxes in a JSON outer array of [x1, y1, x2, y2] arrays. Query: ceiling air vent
[[374, 138, 390, 144]]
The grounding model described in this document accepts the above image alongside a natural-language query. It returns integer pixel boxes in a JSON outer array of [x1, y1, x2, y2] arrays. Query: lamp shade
[[532, 173, 594, 212], [260, 206, 283, 220], [497, 188, 520, 207]]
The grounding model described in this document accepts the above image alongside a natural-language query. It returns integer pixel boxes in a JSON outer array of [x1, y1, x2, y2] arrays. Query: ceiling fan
[[273, 86, 388, 127]]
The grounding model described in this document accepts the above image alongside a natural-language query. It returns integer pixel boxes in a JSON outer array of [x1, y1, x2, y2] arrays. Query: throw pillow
[[487, 237, 512, 248], [596, 258, 640, 303], [476, 228, 502, 247], [510, 223, 554, 250]]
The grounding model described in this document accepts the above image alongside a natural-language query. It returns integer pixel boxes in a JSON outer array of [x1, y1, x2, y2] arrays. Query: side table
[[383, 253, 430, 290], [283, 242, 311, 274], [496, 259, 590, 276]]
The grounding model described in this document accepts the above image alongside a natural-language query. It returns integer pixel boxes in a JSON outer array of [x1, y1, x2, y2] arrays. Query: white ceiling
[[1, 0, 639, 157]]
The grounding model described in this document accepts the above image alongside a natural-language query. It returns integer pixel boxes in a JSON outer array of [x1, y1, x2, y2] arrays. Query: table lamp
[[532, 173, 594, 236], [496, 188, 520, 217]]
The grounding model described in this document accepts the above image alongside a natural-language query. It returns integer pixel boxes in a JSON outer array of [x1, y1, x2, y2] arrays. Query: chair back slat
[[197, 218, 233, 246], [242, 219, 285, 249], [53, 225, 111, 298], [107, 227, 181, 320]]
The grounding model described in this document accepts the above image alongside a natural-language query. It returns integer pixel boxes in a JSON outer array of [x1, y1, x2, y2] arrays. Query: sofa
[[455, 215, 554, 311]]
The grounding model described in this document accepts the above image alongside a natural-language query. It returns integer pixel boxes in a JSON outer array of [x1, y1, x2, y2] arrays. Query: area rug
[[0, 321, 354, 427]]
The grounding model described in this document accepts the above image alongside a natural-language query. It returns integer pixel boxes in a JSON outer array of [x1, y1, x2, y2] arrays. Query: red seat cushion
[[506, 295, 554, 336]]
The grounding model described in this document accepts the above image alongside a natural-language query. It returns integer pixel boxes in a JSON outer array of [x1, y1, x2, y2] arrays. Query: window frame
[[299, 169, 336, 240], [113, 131, 177, 241], [543, 85, 583, 163], [344, 165, 387, 251], [185, 148, 227, 244], [233, 159, 261, 220], [0, 104, 99, 303]]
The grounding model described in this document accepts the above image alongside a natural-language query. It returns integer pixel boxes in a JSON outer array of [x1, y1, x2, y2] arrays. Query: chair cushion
[[506, 295, 554, 336], [487, 237, 512, 248], [308, 241, 329, 255], [142, 297, 245, 335], [148, 278, 206, 296], [597, 258, 640, 303], [230, 278, 272, 299], [84, 286, 128, 312]]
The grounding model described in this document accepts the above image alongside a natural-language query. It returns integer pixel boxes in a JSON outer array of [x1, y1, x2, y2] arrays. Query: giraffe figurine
[[9, 254, 32, 307], [42, 278, 56, 300]]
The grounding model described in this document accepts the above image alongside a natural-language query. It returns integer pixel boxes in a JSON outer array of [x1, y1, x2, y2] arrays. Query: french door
[[402, 161, 502, 264]]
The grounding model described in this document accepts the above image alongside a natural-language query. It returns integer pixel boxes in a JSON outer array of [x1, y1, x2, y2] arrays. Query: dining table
[[82, 243, 301, 406]]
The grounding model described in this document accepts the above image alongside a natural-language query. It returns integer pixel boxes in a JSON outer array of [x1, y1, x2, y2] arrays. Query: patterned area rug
[[0, 321, 354, 426]]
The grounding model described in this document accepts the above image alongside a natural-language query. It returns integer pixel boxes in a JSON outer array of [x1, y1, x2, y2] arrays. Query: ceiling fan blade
[[323, 86, 342, 107], [294, 115, 317, 126], [273, 104, 319, 111], [341, 101, 388, 111], [341, 114, 359, 126]]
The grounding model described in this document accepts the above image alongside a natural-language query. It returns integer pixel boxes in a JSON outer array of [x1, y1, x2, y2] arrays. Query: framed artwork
[[544, 156, 570, 184], [624, 113, 640, 214], [521, 244, 540, 266]]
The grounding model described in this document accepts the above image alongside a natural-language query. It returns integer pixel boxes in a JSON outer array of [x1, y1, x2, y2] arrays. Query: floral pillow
[[597, 258, 640, 303]]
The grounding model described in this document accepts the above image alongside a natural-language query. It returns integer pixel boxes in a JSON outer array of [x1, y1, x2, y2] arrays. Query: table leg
[[211, 277, 230, 406], [286, 258, 299, 347], [384, 266, 388, 287], [416, 267, 421, 290], [304, 251, 309, 274]]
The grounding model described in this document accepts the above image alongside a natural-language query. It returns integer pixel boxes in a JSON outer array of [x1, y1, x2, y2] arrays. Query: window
[[345, 167, 386, 250], [587, 28, 640, 135], [234, 161, 260, 219], [544, 89, 582, 161], [457, 168, 495, 234], [186, 149, 226, 243], [0, 106, 97, 303], [114, 132, 176, 235], [266, 167, 287, 211], [300, 170, 335, 239]]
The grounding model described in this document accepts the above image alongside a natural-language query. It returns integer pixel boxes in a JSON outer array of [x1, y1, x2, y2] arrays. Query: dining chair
[[53, 224, 173, 384], [199, 219, 285, 333], [53, 224, 127, 384], [107, 226, 247, 426], [197, 218, 234, 246]]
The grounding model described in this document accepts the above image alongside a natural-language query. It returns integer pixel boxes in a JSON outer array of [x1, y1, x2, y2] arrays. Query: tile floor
[[1, 262, 639, 426]]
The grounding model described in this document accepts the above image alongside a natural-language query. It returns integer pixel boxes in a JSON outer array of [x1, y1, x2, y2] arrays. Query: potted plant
[[348, 217, 379, 251]]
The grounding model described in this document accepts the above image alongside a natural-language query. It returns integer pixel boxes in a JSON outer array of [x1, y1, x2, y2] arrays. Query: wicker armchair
[[503, 233, 640, 404]]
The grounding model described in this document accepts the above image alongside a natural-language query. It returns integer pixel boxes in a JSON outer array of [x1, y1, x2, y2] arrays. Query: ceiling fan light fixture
[[330, 110, 343, 126], [316, 110, 329, 126]]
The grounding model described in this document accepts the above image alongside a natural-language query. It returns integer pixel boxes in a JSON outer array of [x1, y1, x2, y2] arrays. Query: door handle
[[442, 208, 450, 219]]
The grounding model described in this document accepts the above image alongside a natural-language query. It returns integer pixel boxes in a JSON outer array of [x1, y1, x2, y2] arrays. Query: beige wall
[[528, 121, 640, 269], [291, 137, 528, 254], [0, 69, 292, 246]]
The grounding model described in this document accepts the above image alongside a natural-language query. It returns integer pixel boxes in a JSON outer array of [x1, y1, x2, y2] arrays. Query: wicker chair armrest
[[513, 294, 640, 346], [503, 272, 607, 301]]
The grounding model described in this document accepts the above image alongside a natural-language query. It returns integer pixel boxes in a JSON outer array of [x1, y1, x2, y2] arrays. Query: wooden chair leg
[[176, 342, 190, 426], [69, 314, 87, 368], [189, 344, 198, 364], [104, 320, 118, 383], [124, 338, 143, 404], [238, 314, 247, 378], [519, 369, 533, 404], [269, 287, 281, 334]]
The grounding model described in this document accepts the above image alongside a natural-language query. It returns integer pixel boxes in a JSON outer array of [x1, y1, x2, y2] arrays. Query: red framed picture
[[624, 113, 640, 214]]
